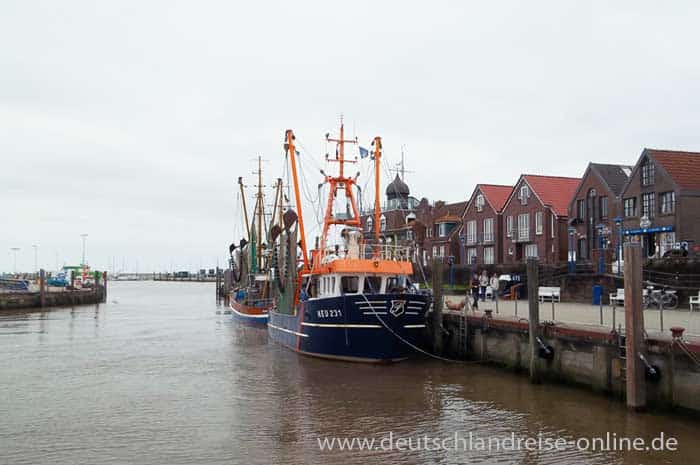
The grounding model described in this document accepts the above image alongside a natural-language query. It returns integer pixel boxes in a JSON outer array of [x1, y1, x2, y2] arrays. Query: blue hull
[[268, 293, 429, 363], [229, 300, 269, 328]]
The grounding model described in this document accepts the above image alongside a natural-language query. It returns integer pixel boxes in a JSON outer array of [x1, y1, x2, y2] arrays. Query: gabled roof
[[477, 184, 513, 213], [646, 149, 700, 191], [590, 163, 633, 197], [506, 174, 580, 217]]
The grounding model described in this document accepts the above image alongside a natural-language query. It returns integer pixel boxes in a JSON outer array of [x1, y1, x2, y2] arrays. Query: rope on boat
[[358, 292, 485, 365]]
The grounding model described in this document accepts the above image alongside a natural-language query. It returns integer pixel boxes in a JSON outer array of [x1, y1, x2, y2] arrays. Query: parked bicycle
[[643, 286, 679, 310]]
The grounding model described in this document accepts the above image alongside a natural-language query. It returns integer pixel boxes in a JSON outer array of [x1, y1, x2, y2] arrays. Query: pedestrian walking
[[479, 270, 489, 301], [490, 273, 499, 301]]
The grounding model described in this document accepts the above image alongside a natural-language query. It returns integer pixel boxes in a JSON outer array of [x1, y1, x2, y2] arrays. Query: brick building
[[461, 184, 512, 265], [619, 149, 700, 258], [568, 163, 632, 262], [501, 175, 581, 264], [420, 199, 468, 265]]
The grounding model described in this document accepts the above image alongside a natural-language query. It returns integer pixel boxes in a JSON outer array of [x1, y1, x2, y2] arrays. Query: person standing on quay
[[479, 270, 489, 301], [490, 273, 500, 301], [470, 273, 480, 310]]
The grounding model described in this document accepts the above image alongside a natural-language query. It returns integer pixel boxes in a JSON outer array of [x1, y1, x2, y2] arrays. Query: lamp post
[[80, 234, 88, 266], [614, 216, 623, 276], [32, 244, 38, 274], [10, 247, 20, 274], [568, 227, 576, 273], [596, 223, 605, 274]]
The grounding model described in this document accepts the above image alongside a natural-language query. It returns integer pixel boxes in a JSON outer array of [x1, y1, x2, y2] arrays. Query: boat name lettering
[[317, 309, 342, 318]]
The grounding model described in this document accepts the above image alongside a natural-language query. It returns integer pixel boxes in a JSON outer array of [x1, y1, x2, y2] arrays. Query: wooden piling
[[624, 242, 646, 410], [431, 259, 444, 355], [103, 271, 108, 302], [39, 269, 46, 308], [527, 258, 540, 383]]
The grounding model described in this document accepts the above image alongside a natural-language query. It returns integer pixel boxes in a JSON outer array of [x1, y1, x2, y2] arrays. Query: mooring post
[[103, 271, 108, 302], [624, 243, 646, 410], [527, 258, 541, 383], [432, 259, 444, 355], [39, 269, 46, 308]]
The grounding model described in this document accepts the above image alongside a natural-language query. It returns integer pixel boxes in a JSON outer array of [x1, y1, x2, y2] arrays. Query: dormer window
[[366, 217, 373, 232], [475, 194, 485, 212], [380, 214, 386, 231], [519, 185, 530, 205]]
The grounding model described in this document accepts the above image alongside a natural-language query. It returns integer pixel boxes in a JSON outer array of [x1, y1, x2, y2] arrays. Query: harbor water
[[0, 281, 697, 465]]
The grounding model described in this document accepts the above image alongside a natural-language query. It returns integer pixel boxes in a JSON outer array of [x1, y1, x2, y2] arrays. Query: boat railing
[[319, 243, 413, 263]]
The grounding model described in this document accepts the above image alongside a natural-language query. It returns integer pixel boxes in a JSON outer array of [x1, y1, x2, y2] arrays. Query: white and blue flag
[[359, 146, 369, 158]]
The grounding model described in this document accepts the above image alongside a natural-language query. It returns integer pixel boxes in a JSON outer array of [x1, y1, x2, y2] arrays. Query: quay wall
[[443, 312, 700, 415], [0, 286, 106, 311]]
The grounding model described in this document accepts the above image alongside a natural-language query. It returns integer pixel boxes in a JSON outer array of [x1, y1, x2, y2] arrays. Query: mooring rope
[[673, 339, 700, 368], [358, 292, 485, 365]]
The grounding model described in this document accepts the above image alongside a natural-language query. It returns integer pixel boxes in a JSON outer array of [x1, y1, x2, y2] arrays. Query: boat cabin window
[[341, 276, 359, 294], [363, 276, 382, 294], [385, 276, 405, 293]]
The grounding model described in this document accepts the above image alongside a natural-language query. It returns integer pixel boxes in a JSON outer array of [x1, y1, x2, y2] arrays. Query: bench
[[691, 292, 700, 311], [538, 286, 560, 303], [609, 288, 624, 306]]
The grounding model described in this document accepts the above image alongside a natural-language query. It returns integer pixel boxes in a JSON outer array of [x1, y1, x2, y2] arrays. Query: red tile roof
[[523, 175, 581, 217], [478, 184, 513, 213], [647, 149, 700, 191]]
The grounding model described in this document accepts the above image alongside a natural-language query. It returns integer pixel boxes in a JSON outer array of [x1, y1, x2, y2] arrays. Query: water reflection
[[0, 281, 695, 465]]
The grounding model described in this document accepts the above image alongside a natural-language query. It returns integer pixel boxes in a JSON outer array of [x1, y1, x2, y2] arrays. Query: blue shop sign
[[622, 225, 674, 236]]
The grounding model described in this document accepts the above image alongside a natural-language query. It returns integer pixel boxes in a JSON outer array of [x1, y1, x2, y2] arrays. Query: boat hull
[[230, 299, 269, 327], [267, 293, 429, 363]]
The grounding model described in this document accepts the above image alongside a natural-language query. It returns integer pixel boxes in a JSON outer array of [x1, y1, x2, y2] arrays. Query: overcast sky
[[3, 1, 700, 273]]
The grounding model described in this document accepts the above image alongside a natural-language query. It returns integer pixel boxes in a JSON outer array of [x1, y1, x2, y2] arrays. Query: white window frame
[[518, 213, 529, 241], [467, 248, 477, 264], [475, 194, 485, 212], [483, 218, 494, 242], [466, 220, 477, 245], [380, 214, 387, 231], [551, 214, 555, 238], [483, 246, 495, 265], [366, 217, 373, 232], [519, 185, 530, 205], [535, 211, 543, 235], [525, 244, 538, 258], [506, 215, 513, 238]]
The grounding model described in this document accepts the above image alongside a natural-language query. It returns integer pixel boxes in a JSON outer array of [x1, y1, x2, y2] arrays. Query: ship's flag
[[359, 146, 369, 158]]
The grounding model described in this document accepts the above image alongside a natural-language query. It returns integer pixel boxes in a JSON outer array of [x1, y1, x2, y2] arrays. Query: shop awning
[[622, 225, 674, 236]]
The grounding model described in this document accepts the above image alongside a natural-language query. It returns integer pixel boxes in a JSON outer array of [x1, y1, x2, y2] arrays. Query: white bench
[[690, 291, 700, 311], [538, 286, 560, 303], [609, 288, 624, 306]]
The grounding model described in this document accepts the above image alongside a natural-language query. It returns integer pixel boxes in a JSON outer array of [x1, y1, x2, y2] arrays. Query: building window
[[438, 222, 456, 237], [475, 194, 485, 212], [467, 248, 477, 264], [407, 229, 414, 241], [641, 160, 655, 186], [483, 247, 494, 265], [525, 244, 538, 258], [551, 214, 555, 238], [660, 191, 676, 214], [506, 216, 513, 237], [535, 211, 543, 235], [432, 246, 438, 257], [623, 198, 636, 217], [379, 214, 386, 231], [466, 220, 477, 245], [519, 185, 530, 205], [600, 196, 608, 219], [440, 245, 446, 257], [577, 199, 585, 220], [483, 218, 494, 242], [366, 217, 373, 232], [641, 192, 655, 219], [426, 226, 432, 238], [518, 213, 529, 240]]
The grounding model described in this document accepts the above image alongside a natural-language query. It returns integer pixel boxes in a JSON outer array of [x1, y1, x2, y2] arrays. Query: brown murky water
[[0, 281, 696, 464]]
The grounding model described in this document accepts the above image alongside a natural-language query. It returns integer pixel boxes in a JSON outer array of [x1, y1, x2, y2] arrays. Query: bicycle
[[643, 286, 679, 310]]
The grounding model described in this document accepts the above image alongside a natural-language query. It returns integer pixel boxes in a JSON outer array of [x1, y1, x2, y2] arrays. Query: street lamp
[[596, 223, 605, 274], [568, 227, 576, 273], [10, 247, 20, 274], [32, 244, 38, 274], [613, 216, 623, 276], [80, 234, 88, 267]]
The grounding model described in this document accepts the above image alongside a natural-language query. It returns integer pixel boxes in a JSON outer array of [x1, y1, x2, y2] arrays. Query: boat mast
[[270, 178, 282, 229], [321, 117, 361, 260], [255, 155, 264, 271], [285, 130, 310, 273], [373, 136, 382, 255], [238, 176, 251, 241]]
